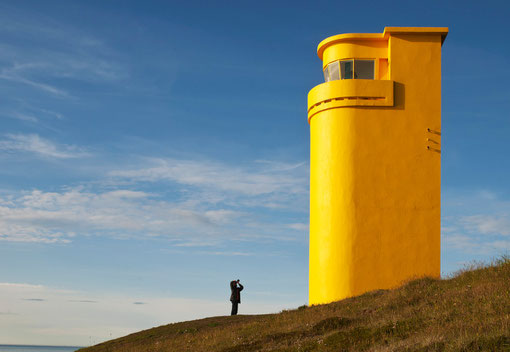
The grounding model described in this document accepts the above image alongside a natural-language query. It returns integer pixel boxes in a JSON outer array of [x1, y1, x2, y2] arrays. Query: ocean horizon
[[0, 345, 82, 352]]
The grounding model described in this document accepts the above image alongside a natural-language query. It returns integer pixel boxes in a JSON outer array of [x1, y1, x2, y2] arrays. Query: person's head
[[230, 280, 237, 289]]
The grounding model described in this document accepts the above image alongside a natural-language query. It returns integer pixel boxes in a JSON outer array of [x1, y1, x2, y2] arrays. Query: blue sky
[[1, 0, 509, 346]]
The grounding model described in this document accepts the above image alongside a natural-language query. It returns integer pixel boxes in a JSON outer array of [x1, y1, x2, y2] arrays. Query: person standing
[[230, 279, 244, 316]]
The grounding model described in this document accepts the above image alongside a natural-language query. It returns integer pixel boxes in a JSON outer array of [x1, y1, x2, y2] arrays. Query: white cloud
[[459, 215, 510, 236], [9, 112, 38, 122], [442, 189, 510, 260], [204, 209, 241, 224], [0, 67, 68, 96], [444, 233, 510, 256], [0, 14, 126, 98], [196, 250, 253, 256], [104, 190, 150, 199], [0, 188, 246, 244], [0, 134, 88, 159], [36, 108, 64, 120], [287, 223, 309, 231], [0, 155, 308, 245], [109, 158, 307, 197], [0, 283, 44, 289]]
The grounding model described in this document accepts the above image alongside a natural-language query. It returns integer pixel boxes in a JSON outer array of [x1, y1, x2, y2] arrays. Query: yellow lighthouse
[[308, 27, 448, 305]]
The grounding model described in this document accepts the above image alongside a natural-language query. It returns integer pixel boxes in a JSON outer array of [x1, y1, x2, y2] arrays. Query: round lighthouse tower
[[308, 27, 448, 305]]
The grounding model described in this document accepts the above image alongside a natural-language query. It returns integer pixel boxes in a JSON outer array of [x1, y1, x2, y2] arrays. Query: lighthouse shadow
[[393, 82, 405, 110]]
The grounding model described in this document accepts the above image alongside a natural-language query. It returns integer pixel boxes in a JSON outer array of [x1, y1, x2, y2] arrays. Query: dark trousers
[[231, 302, 238, 315]]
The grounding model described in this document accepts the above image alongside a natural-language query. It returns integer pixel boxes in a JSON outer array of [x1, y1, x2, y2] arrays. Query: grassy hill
[[78, 258, 510, 351]]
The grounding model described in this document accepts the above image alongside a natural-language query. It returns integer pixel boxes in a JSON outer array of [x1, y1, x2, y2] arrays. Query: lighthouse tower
[[308, 27, 448, 305]]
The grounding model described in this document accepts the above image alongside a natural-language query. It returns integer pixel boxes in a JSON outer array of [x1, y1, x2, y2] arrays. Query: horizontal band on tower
[[307, 79, 394, 123]]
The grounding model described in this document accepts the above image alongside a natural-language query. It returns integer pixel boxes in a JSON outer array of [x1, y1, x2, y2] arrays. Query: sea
[[0, 346, 82, 352]]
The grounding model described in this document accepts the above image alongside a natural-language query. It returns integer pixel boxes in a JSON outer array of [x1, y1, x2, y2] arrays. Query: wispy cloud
[[36, 108, 64, 120], [287, 223, 308, 231], [196, 250, 253, 256], [107, 158, 309, 220], [0, 155, 308, 245], [8, 111, 38, 123], [0, 282, 44, 289], [442, 189, 510, 259], [0, 13, 126, 97], [0, 187, 247, 244], [459, 215, 510, 236], [22, 298, 46, 301], [444, 234, 510, 256], [0, 134, 88, 158], [0, 64, 68, 97], [0, 8, 127, 156], [109, 158, 307, 197]]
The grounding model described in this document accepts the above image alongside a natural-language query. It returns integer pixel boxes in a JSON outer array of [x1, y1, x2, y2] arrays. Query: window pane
[[340, 60, 353, 79], [328, 61, 340, 81], [354, 60, 374, 79], [323, 65, 329, 82]]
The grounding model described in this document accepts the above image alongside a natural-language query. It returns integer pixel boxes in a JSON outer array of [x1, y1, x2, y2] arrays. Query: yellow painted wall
[[308, 27, 447, 305]]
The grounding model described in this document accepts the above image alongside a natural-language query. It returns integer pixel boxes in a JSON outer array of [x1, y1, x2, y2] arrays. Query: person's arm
[[238, 283, 244, 291]]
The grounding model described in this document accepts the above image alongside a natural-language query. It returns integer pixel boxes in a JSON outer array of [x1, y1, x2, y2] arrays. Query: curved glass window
[[324, 59, 374, 82], [323, 61, 339, 82]]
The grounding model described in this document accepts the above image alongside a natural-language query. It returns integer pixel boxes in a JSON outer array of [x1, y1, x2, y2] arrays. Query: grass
[[78, 257, 510, 351]]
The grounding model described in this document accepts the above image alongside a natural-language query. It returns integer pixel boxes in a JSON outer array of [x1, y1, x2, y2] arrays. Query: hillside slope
[[79, 259, 510, 351]]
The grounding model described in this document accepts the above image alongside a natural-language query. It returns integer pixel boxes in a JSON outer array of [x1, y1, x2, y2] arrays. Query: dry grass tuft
[[78, 257, 510, 352]]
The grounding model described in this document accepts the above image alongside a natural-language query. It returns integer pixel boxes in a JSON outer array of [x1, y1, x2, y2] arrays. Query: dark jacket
[[230, 281, 244, 304]]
